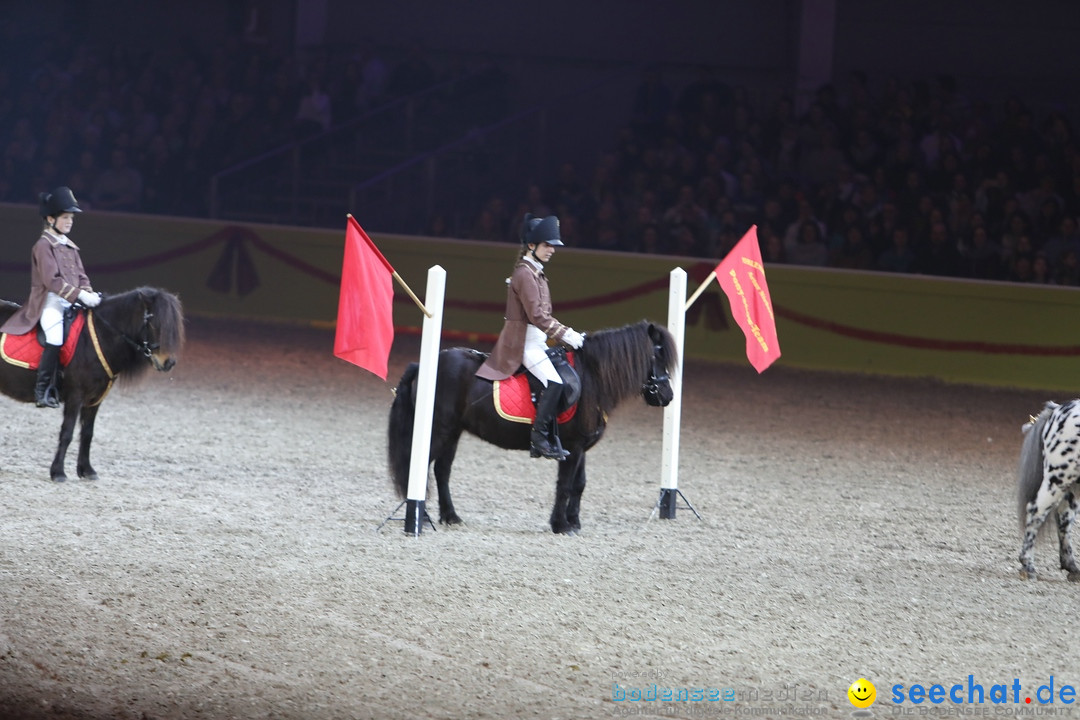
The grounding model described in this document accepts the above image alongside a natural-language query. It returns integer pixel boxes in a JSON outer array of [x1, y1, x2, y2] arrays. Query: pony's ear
[[647, 322, 662, 344]]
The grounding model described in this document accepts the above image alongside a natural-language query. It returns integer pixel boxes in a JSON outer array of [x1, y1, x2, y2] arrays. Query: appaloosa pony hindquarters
[[1017, 399, 1080, 580]]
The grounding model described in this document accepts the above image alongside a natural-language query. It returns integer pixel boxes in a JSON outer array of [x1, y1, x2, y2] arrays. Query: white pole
[[404, 265, 446, 535], [658, 268, 687, 518]]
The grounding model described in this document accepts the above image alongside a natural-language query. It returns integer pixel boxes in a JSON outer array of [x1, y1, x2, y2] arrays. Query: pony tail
[[1018, 402, 1056, 533], [388, 362, 420, 498]]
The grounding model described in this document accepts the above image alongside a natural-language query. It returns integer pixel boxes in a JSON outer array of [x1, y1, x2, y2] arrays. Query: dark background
[[3, 0, 1080, 281]]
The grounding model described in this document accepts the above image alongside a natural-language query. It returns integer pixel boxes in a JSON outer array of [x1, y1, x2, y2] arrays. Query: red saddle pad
[[0, 312, 86, 370], [493, 353, 577, 425]]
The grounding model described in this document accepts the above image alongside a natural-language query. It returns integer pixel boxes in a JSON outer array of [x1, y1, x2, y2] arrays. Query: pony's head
[[642, 322, 676, 407], [577, 320, 678, 412], [99, 287, 185, 373]]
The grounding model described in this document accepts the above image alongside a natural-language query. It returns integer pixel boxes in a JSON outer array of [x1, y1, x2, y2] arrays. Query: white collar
[[44, 229, 71, 246], [522, 255, 543, 272]]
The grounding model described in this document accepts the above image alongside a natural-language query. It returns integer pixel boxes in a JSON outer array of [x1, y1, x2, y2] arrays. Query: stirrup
[[35, 387, 60, 409], [530, 444, 569, 461], [530, 433, 569, 460]]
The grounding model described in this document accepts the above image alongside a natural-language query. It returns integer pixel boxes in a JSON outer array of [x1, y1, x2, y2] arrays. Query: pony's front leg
[[549, 453, 580, 535], [563, 451, 586, 532], [1055, 492, 1080, 580], [76, 403, 101, 481], [49, 402, 81, 483]]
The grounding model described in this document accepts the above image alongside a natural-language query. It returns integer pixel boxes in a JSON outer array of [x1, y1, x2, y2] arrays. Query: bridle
[[78, 302, 164, 370], [642, 343, 671, 407]]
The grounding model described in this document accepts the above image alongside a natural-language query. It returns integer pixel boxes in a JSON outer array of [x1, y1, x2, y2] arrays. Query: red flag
[[714, 226, 781, 373], [334, 216, 395, 380]]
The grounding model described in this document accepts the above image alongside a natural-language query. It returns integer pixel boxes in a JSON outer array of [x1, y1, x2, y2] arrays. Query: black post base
[[649, 488, 703, 522], [375, 500, 436, 535]]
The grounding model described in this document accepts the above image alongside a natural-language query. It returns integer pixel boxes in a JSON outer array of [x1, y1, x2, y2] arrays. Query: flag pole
[[684, 270, 716, 312], [392, 271, 433, 318]]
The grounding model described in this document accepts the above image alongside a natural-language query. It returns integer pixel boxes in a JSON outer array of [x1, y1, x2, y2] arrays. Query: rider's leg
[[35, 297, 66, 408]]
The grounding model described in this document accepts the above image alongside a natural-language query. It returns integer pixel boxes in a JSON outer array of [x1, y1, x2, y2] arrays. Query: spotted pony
[[1017, 399, 1080, 580]]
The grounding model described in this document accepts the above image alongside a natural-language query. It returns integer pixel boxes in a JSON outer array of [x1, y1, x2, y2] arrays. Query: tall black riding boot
[[35, 344, 61, 409], [530, 385, 569, 460]]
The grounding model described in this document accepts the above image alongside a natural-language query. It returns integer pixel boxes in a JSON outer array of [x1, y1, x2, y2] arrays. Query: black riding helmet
[[520, 213, 564, 265], [39, 186, 82, 219]]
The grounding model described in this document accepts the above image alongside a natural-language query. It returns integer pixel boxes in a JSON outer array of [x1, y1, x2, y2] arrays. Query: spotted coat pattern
[[1018, 399, 1080, 580]]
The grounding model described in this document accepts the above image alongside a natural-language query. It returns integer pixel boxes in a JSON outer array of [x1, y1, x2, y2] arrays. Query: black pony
[[0, 287, 184, 482], [388, 320, 677, 534]]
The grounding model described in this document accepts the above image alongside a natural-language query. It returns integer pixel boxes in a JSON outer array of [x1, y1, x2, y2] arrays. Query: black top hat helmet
[[520, 213, 563, 247], [40, 187, 82, 219]]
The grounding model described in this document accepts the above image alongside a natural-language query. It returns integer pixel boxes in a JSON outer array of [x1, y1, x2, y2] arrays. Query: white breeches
[[523, 325, 562, 387], [40, 292, 70, 346]]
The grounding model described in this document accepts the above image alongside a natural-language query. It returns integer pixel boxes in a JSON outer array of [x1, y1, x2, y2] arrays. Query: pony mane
[[576, 320, 676, 414]]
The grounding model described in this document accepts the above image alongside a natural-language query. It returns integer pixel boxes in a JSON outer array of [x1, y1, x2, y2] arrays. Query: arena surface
[[0, 318, 1076, 719]]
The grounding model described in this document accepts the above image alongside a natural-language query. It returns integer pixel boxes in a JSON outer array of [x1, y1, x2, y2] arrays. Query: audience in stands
[[481, 68, 1080, 286], [2, 14, 1078, 287]]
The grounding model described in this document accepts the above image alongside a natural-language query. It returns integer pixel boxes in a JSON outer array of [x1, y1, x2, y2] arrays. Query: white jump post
[[652, 267, 702, 521], [404, 265, 446, 535]]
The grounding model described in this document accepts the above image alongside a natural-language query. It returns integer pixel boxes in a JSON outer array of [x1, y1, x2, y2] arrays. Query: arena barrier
[[1, 203, 1077, 393]]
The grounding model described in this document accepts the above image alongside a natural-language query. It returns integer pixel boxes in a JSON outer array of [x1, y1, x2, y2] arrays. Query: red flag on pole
[[334, 215, 395, 380], [714, 226, 781, 373]]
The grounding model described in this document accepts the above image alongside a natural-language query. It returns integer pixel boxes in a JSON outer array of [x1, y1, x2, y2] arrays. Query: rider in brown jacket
[[1, 187, 101, 408], [476, 214, 584, 460]]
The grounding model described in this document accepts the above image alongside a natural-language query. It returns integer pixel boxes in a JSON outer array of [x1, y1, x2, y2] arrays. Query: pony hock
[[0, 287, 184, 482], [1017, 399, 1080, 580], [387, 320, 677, 534]]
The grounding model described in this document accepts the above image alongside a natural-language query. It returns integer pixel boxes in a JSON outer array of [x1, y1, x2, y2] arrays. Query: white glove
[[77, 290, 101, 307], [562, 328, 584, 349]]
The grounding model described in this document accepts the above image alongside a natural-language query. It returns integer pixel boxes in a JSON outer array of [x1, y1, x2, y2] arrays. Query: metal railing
[[208, 71, 488, 226]]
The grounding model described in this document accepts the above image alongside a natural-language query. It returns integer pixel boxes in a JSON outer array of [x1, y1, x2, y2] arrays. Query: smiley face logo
[[848, 678, 876, 708]]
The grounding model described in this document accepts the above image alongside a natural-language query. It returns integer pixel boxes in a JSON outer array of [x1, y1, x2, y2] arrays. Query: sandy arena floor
[[0, 318, 1076, 720]]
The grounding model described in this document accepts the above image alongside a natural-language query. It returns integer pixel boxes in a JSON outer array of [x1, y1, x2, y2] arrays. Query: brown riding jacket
[[475, 258, 571, 381], [0, 230, 93, 336]]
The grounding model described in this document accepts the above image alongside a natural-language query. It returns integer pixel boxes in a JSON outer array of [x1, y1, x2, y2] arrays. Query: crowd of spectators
[[4, 16, 1079, 287], [473, 68, 1080, 286], [0, 24, 505, 219]]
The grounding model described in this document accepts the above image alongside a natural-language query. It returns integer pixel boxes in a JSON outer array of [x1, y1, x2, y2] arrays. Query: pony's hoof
[[51, 475, 67, 483], [1067, 571, 1080, 583], [439, 514, 463, 526], [80, 472, 98, 482], [1020, 568, 1037, 580]]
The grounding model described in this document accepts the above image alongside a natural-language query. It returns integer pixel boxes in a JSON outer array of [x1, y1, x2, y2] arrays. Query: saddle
[[0, 310, 85, 370], [493, 351, 579, 425]]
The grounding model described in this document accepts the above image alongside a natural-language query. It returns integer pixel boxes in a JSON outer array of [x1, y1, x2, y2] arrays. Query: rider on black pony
[[0, 187, 102, 408], [475, 214, 584, 460]]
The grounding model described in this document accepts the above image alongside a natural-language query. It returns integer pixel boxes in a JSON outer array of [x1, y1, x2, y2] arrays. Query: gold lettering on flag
[[713, 226, 781, 373]]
